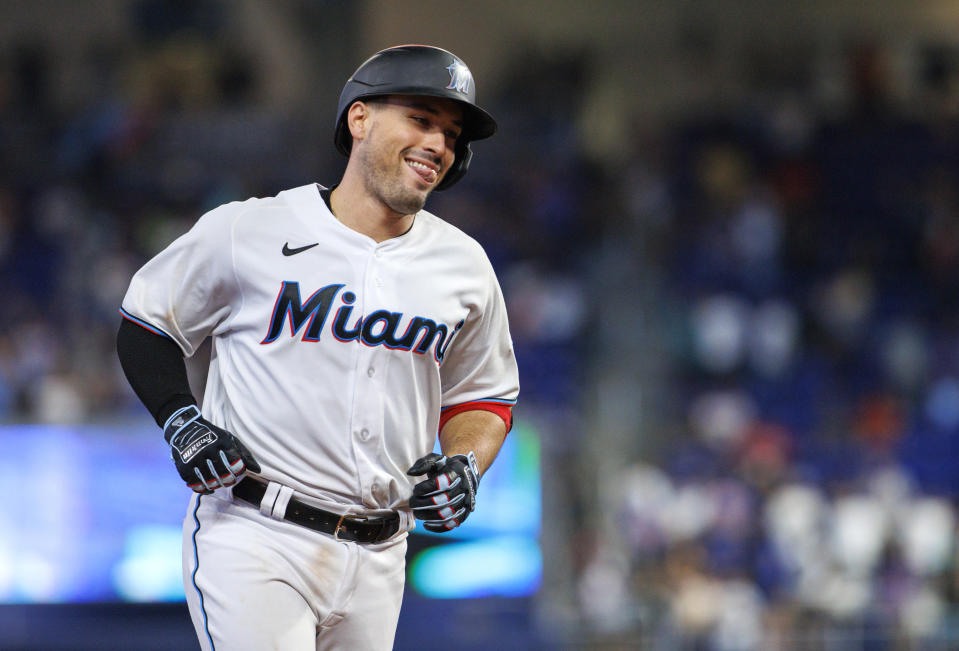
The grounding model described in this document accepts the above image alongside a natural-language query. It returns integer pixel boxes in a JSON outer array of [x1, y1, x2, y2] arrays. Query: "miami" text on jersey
[[260, 281, 464, 363]]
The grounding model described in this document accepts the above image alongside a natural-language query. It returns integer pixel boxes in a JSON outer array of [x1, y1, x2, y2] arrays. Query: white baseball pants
[[181, 490, 408, 650]]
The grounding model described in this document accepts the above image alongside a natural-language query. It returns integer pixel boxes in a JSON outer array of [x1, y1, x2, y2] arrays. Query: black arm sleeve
[[116, 318, 197, 427]]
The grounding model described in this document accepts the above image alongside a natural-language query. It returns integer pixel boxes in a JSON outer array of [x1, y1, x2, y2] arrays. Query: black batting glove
[[407, 452, 480, 532], [163, 405, 261, 494]]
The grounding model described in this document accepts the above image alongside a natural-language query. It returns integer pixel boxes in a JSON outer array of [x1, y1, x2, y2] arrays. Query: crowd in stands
[[581, 41, 959, 648]]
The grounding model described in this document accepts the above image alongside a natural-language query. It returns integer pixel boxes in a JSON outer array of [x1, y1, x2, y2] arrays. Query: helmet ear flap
[[436, 142, 471, 191]]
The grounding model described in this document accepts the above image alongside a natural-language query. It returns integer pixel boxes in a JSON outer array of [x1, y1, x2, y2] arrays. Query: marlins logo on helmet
[[446, 60, 473, 94]]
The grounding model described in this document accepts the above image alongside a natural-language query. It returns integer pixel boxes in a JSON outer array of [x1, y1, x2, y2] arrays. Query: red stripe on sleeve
[[439, 401, 513, 434]]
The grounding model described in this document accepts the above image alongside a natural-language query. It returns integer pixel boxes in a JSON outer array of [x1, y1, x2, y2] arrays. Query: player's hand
[[163, 405, 261, 494], [406, 452, 480, 532]]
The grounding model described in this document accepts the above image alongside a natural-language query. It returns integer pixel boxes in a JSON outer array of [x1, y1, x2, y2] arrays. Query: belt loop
[[271, 485, 295, 520], [397, 509, 412, 534], [259, 482, 282, 517]]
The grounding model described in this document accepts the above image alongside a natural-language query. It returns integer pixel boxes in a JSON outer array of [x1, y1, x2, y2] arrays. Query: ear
[[346, 101, 373, 145]]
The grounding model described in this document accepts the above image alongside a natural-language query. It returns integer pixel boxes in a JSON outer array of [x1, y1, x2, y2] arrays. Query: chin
[[387, 190, 428, 216]]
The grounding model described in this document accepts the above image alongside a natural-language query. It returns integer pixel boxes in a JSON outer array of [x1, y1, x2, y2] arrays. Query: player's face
[[357, 95, 463, 216]]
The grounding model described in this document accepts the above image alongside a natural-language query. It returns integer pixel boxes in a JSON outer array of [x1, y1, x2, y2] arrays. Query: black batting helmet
[[334, 45, 497, 191]]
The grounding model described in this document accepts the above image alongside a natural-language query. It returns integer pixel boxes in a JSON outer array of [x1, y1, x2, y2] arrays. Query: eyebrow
[[381, 98, 464, 128]]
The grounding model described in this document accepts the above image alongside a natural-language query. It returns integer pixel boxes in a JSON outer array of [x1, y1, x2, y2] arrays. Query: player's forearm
[[116, 317, 196, 426], [438, 409, 507, 476]]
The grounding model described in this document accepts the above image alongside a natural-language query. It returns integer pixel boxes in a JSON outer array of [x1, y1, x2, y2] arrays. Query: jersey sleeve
[[439, 253, 520, 429], [120, 203, 244, 357]]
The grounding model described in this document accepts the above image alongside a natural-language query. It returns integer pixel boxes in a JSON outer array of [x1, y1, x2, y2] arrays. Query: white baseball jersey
[[121, 183, 519, 515]]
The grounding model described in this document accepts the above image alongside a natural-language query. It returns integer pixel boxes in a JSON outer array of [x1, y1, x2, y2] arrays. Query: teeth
[[407, 160, 434, 172]]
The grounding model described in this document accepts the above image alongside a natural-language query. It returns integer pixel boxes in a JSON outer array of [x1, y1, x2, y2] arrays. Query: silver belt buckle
[[333, 513, 348, 541]]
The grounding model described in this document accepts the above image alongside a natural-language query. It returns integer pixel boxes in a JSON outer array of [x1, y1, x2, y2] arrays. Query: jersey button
[[359, 428, 370, 441], [367, 367, 376, 377]]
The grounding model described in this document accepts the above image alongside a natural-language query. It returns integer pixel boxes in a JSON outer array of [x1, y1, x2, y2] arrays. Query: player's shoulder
[[200, 191, 287, 223], [192, 188, 296, 235], [416, 209, 490, 263]]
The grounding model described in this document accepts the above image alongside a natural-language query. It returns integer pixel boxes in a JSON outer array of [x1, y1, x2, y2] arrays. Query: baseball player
[[116, 45, 519, 650]]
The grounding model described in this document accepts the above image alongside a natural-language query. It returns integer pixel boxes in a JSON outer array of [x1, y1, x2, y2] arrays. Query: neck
[[329, 172, 415, 243]]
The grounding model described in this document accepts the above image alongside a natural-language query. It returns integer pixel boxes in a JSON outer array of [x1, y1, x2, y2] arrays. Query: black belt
[[232, 478, 400, 544]]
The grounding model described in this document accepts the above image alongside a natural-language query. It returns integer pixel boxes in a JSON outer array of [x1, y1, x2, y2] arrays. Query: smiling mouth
[[406, 159, 439, 185]]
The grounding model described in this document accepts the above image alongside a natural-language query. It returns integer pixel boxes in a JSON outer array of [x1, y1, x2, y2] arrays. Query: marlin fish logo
[[446, 59, 473, 94]]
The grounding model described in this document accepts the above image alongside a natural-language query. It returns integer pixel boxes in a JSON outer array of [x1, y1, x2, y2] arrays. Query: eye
[[411, 116, 429, 126]]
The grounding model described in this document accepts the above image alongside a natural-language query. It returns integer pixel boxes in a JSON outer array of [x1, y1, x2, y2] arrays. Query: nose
[[421, 128, 448, 159]]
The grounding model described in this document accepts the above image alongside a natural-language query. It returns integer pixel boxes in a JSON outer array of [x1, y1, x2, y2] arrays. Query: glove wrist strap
[[452, 451, 480, 482], [163, 404, 202, 441]]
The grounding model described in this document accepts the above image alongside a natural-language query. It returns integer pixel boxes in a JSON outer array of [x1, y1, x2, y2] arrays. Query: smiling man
[[115, 45, 519, 650], [333, 94, 463, 237]]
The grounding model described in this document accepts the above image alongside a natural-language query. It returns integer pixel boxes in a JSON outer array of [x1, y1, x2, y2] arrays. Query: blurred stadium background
[[3, 0, 959, 649]]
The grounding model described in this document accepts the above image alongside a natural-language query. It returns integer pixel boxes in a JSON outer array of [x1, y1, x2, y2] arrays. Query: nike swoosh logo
[[282, 242, 319, 256]]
